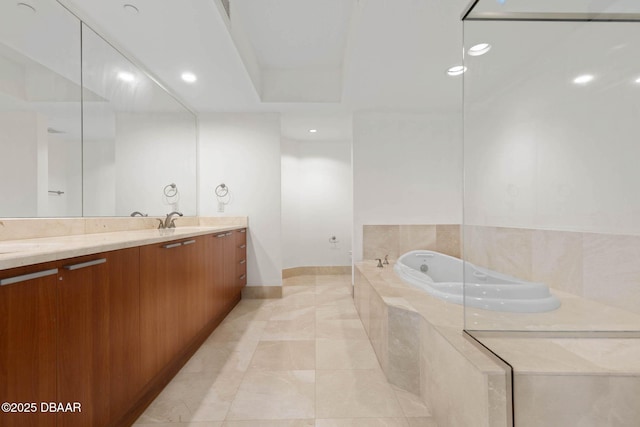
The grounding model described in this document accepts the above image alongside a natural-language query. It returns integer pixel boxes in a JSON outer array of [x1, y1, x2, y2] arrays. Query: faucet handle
[[383, 255, 389, 265], [375, 258, 383, 268], [157, 219, 165, 229]]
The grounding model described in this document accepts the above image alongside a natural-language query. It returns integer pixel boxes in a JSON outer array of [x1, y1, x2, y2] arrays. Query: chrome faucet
[[157, 211, 183, 229], [130, 211, 148, 217], [383, 255, 389, 265], [376, 258, 383, 268], [164, 211, 183, 228]]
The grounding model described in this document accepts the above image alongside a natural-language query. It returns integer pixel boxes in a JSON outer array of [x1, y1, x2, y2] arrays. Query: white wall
[[464, 23, 640, 235], [281, 138, 352, 268], [353, 112, 462, 261], [199, 113, 282, 287]]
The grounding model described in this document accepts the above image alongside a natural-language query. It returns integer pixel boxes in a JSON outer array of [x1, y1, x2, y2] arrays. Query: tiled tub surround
[[363, 224, 461, 261], [0, 216, 247, 270], [354, 262, 510, 427], [465, 225, 640, 321], [356, 261, 640, 426]]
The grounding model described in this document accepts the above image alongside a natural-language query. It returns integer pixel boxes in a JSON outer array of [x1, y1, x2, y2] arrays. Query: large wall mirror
[[0, 0, 197, 218]]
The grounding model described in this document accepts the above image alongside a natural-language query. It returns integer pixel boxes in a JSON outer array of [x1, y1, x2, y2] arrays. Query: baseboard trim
[[282, 265, 352, 278], [241, 285, 283, 299]]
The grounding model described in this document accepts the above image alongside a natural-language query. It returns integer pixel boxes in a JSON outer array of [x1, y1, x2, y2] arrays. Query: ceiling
[[57, 0, 470, 118]]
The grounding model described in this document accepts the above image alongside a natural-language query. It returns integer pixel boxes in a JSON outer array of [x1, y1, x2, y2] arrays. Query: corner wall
[[353, 112, 462, 262], [198, 113, 282, 287]]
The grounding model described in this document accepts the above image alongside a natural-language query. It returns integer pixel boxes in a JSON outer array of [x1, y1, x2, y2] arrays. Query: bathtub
[[393, 250, 561, 313]]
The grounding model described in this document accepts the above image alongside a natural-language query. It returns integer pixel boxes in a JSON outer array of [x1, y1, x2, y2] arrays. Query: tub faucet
[[383, 255, 389, 265], [375, 258, 383, 268]]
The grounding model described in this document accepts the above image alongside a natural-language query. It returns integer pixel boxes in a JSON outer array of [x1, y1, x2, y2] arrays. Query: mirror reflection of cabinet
[[0, 0, 197, 218]]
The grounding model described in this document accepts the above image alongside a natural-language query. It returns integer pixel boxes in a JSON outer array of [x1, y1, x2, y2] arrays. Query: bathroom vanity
[[0, 225, 247, 427]]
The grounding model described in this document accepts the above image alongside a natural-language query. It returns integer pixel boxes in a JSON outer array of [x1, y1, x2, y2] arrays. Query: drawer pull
[[182, 240, 196, 246], [239, 244, 246, 249], [239, 259, 246, 265], [225, 232, 233, 236], [239, 274, 246, 280], [162, 242, 182, 249], [216, 234, 226, 238], [64, 258, 107, 271], [239, 229, 246, 233], [0, 268, 59, 286]]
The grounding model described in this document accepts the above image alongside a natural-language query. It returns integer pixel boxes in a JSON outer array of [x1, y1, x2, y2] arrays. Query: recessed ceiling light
[[468, 43, 491, 56], [17, 2, 36, 13], [123, 4, 139, 13], [573, 74, 594, 85], [117, 71, 136, 83], [447, 65, 467, 76], [181, 72, 197, 83], [309, 129, 317, 133]]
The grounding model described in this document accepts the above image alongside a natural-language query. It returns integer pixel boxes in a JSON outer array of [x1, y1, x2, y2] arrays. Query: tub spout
[[375, 258, 383, 268], [383, 255, 389, 265]]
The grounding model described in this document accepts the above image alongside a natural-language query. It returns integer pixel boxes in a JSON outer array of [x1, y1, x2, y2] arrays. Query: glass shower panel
[[463, 16, 640, 332]]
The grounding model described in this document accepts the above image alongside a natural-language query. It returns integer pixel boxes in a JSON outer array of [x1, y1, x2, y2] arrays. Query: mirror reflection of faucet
[[130, 211, 148, 217]]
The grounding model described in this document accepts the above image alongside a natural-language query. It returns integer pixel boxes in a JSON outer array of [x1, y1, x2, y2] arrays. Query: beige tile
[[583, 232, 640, 315], [242, 286, 283, 299], [134, 423, 223, 427], [223, 299, 275, 322], [531, 229, 583, 295], [465, 226, 533, 281], [353, 269, 371, 333], [316, 369, 404, 418], [392, 387, 431, 418], [316, 339, 379, 370], [316, 266, 352, 275], [398, 225, 437, 256], [181, 341, 252, 375], [406, 418, 438, 427], [226, 370, 315, 420], [363, 225, 400, 260], [206, 318, 267, 344], [316, 302, 360, 321], [436, 224, 461, 258], [224, 421, 314, 427], [138, 371, 242, 423], [283, 286, 316, 297], [275, 292, 317, 308], [316, 319, 369, 340], [250, 341, 316, 371], [269, 305, 316, 322], [387, 306, 421, 394], [513, 374, 640, 427], [316, 274, 352, 286], [369, 289, 388, 372], [282, 267, 315, 278], [283, 275, 317, 286], [315, 419, 410, 427], [262, 315, 316, 341]]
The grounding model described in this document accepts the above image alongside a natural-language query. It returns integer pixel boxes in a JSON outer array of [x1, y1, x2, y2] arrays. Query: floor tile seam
[[219, 336, 262, 422]]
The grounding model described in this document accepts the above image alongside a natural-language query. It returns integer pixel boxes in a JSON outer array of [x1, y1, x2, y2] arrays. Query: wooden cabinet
[[140, 237, 206, 385], [235, 229, 247, 291], [0, 263, 58, 427], [0, 227, 245, 427], [57, 247, 141, 427]]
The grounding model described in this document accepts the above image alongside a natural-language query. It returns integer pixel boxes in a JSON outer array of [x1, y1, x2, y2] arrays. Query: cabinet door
[[224, 232, 238, 301], [0, 263, 58, 427], [140, 238, 205, 385], [206, 233, 227, 322], [57, 248, 141, 427]]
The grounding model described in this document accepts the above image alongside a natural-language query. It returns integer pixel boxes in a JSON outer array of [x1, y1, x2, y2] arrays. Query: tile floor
[[133, 274, 437, 427]]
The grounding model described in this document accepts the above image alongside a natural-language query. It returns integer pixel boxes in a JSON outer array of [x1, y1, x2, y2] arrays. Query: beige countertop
[[0, 225, 245, 271]]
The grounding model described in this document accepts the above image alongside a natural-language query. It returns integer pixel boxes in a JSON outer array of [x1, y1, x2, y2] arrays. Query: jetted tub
[[393, 250, 561, 313]]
